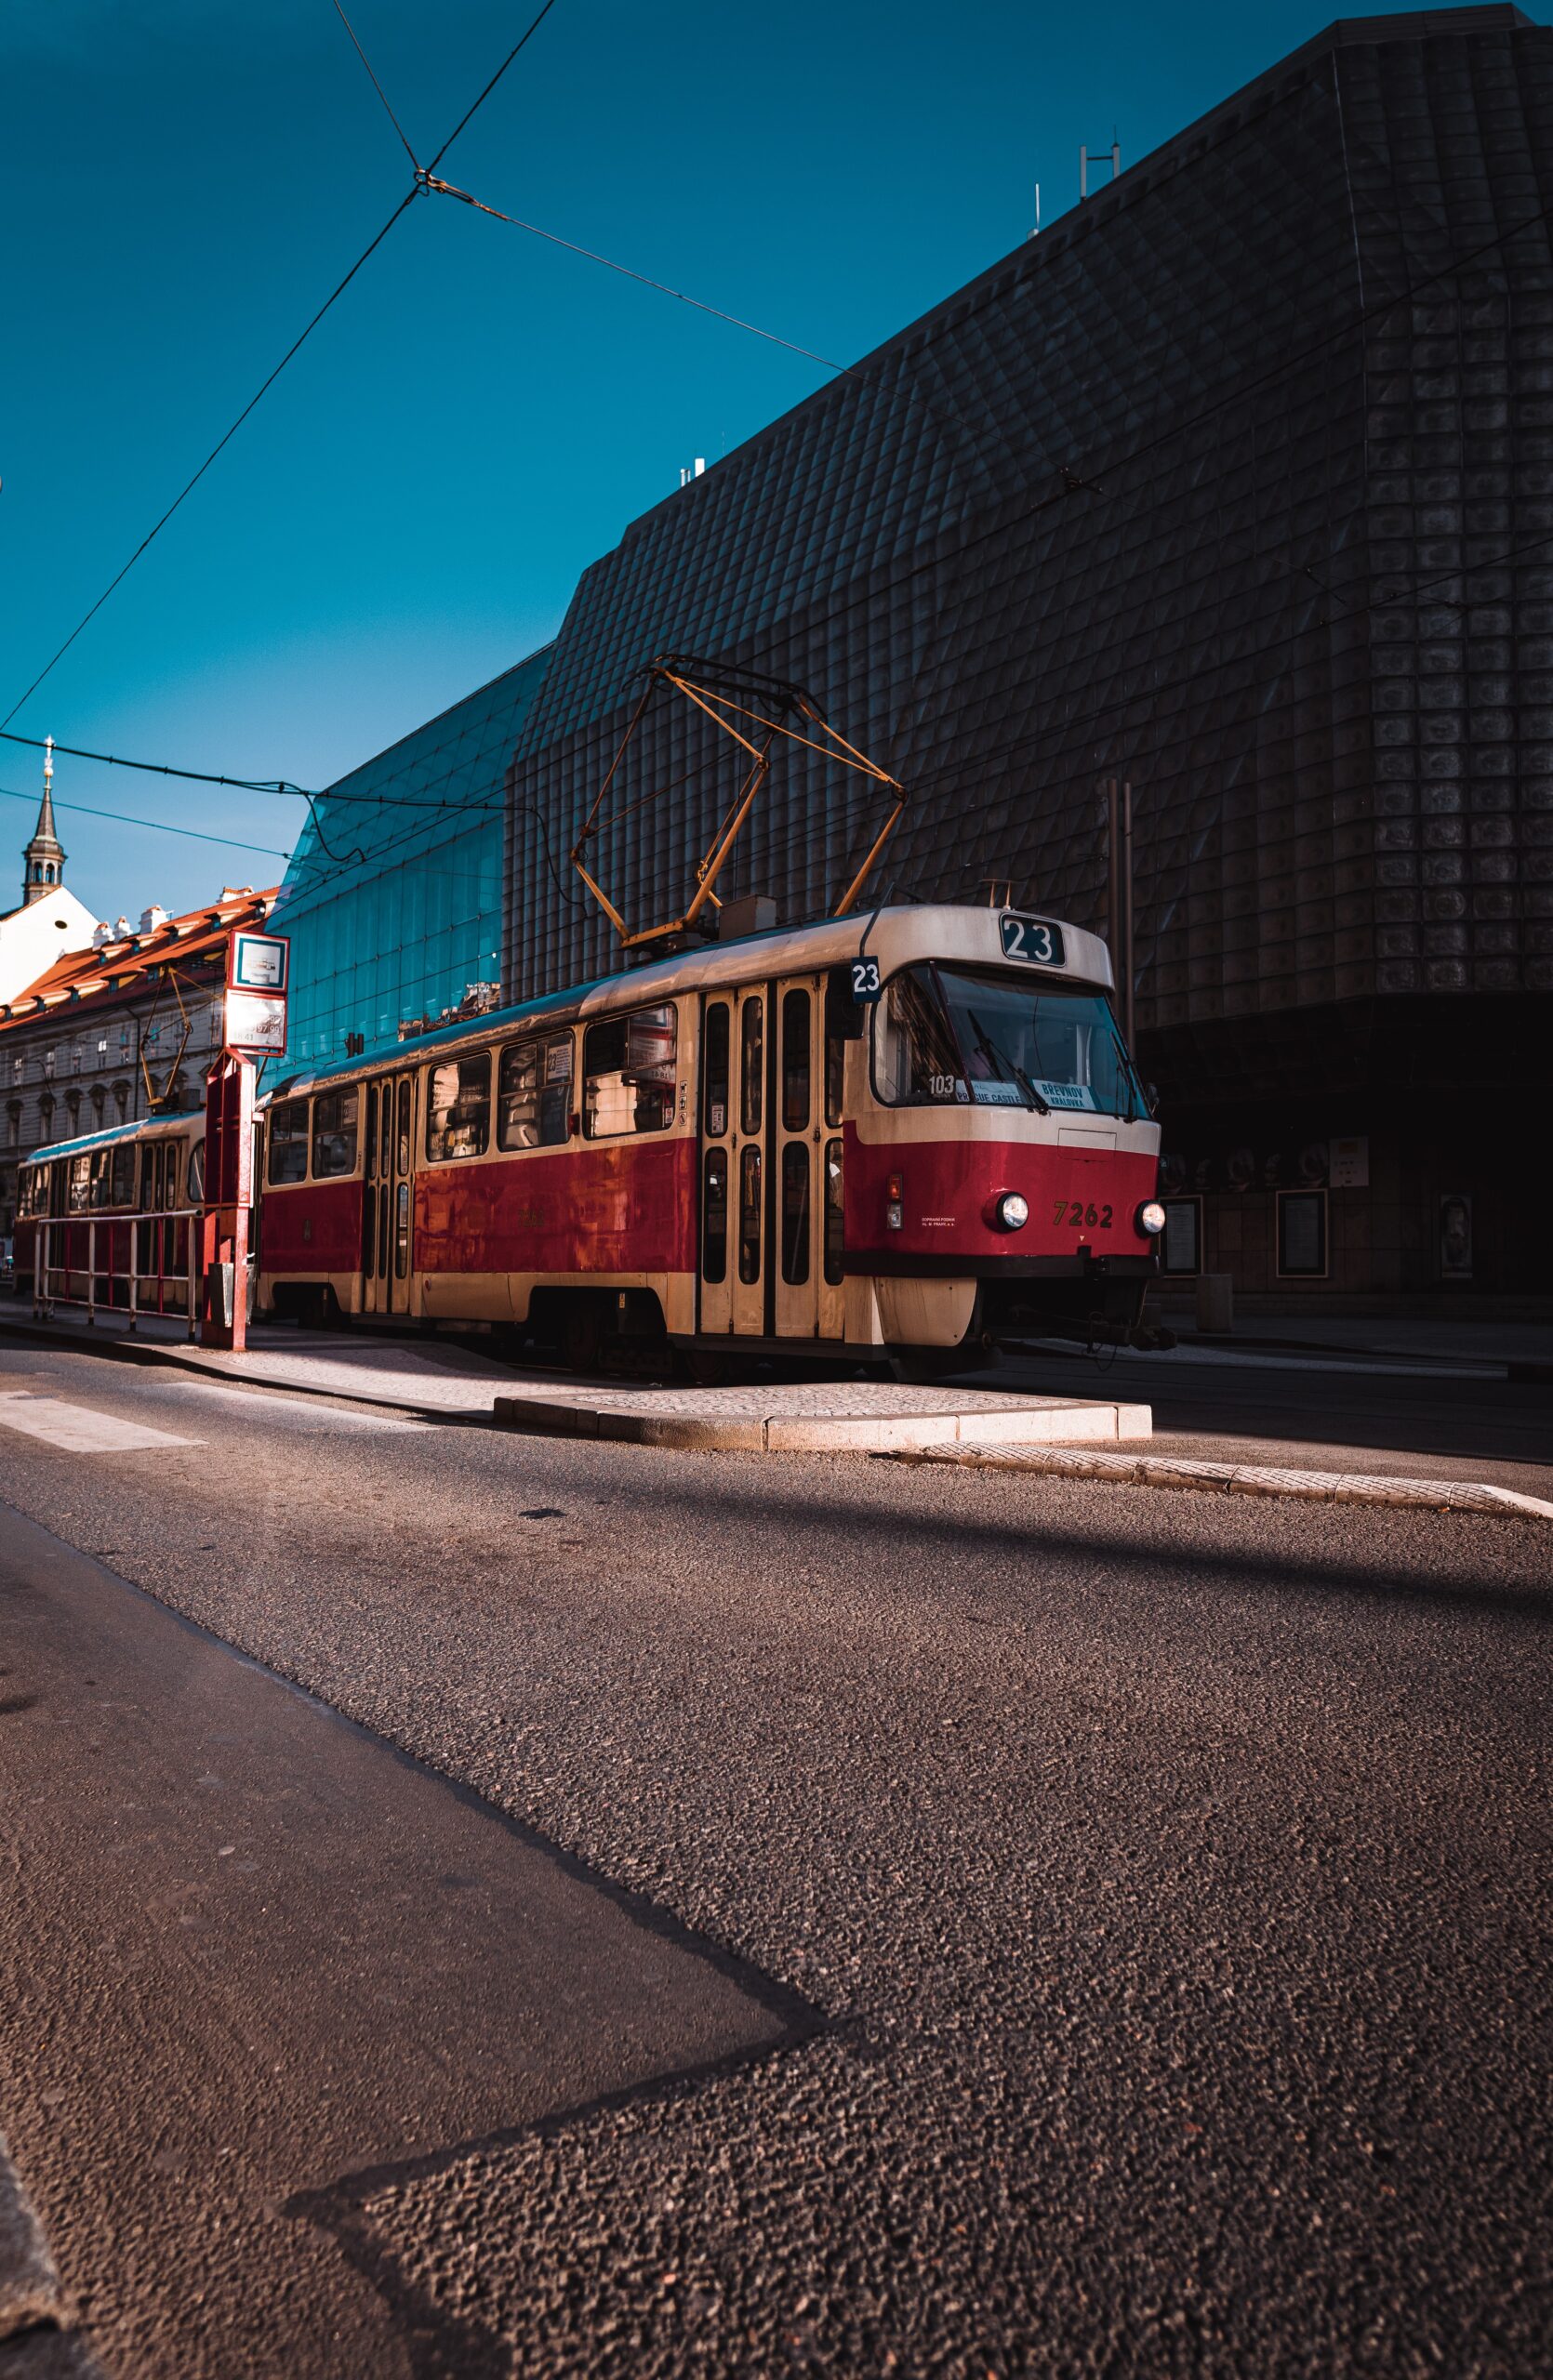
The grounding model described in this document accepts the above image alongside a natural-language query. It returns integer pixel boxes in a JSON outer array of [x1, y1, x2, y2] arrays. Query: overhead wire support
[[414, 171, 848, 376]]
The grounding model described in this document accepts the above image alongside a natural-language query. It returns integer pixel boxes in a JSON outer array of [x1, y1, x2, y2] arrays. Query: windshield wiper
[[965, 1009, 1050, 1114]]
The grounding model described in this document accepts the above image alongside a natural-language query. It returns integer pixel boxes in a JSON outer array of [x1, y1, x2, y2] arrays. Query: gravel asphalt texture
[[2, 1342, 1550, 2378]]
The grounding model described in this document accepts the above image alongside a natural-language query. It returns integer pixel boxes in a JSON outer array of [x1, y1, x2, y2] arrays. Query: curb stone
[[0, 2137, 101, 2373], [883, 1442, 1553, 1521]]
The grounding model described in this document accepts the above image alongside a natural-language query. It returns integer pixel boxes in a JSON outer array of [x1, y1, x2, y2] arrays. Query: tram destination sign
[[999, 914, 1066, 967]]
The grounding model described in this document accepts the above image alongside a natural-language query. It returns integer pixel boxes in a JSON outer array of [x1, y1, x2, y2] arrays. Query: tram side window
[[161, 1144, 180, 1209], [268, 1101, 309, 1184], [782, 990, 811, 1131], [702, 1147, 728, 1283], [704, 1001, 730, 1136], [498, 1036, 572, 1151], [109, 1142, 136, 1207], [740, 998, 763, 1134], [583, 1006, 677, 1139], [824, 1140, 844, 1285], [186, 1139, 205, 1204], [312, 1087, 360, 1178], [426, 1053, 491, 1162], [68, 1155, 93, 1215], [875, 970, 964, 1105], [19, 1167, 46, 1219], [87, 1150, 113, 1210]]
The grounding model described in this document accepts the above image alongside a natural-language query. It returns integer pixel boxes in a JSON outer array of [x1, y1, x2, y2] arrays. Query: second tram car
[[14, 1109, 206, 1316], [256, 906, 1164, 1365]]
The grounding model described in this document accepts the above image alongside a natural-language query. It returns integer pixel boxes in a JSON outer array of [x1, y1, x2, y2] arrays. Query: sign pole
[[201, 923, 288, 1352], [200, 1051, 254, 1350]]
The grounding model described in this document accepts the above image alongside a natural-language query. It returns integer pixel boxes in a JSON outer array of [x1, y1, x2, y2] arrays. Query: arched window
[[112, 1079, 129, 1121]]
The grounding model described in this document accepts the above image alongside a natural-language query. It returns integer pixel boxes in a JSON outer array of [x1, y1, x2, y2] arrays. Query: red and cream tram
[[254, 906, 1164, 1367], [14, 1109, 206, 1318]]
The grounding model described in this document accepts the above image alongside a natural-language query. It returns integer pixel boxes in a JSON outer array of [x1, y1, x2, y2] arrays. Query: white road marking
[[0, 1394, 200, 1455]]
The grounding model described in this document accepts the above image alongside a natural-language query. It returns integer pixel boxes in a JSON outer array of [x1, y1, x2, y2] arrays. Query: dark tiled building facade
[[500, 6, 1553, 1303]]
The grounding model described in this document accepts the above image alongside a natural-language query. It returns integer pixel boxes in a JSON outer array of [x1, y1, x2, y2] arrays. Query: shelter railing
[[32, 1209, 202, 1338]]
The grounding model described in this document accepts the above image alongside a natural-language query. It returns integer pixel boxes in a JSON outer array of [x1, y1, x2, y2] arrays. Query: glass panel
[[160, 1144, 179, 1210], [781, 1143, 810, 1284], [538, 1036, 572, 1146], [186, 1140, 205, 1204], [737, 1145, 762, 1285], [109, 1142, 136, 1207], [395, 1078, 410, 1173], [426, 1053, 490, 1161], [312, 1087, 360, 1178], [824, 1139, 844, 1285], [740, 998, 763, 1134], [875, 966, 1137, 1117], [782, 989, 811, 1131], [68, 1156, 92, 1215], [268, 1099, 310, 1183], [497, 1038, 571, 1151], [498, 1041, 541, 1150], [394, 1179, 410, 1277], [825, 1029, 844, 1129], [704, 1001, 730, 1136], [874, 970, 963, 1105], [702, 1147, 728, 1283], [583, 1008, 676, 1138], [364, 1085, 379, 1182], [1161, 1199, 1200, 1275], [1279, 1191, 1326, 1277]]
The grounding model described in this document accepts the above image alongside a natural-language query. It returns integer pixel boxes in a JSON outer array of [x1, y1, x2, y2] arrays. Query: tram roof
[[267, 905, 1115, 1101], [22, 1109, 205, 1168]]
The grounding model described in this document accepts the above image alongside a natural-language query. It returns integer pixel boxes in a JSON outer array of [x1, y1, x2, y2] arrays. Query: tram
[[253, 905, 1165, 1367], [14, 1108, 206, 1319]]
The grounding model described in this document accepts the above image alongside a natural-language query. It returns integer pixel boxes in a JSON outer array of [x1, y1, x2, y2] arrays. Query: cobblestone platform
[[887, 1441, 1553, 1521]]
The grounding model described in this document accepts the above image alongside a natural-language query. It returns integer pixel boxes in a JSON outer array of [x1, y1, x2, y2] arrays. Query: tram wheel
[[560, 1297, 605, 1375], [888, 1345, 970, 1386], [681, 1348, 730, 1388]]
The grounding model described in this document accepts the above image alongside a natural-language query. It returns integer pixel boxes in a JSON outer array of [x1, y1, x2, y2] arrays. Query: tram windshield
[[875, 964, 1140, 1117]]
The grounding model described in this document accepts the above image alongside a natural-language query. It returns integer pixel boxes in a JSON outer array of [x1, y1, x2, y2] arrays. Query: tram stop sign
[[224, 928, 289, 1057]]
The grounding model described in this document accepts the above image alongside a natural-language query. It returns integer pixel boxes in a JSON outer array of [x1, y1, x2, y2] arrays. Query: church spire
[[22, 734, 66, 906]]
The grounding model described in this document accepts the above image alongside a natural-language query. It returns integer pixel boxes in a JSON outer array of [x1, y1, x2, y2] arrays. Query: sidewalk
[[0, 1305, 1150, 1448], [1157, 1313, 1553, 1375]]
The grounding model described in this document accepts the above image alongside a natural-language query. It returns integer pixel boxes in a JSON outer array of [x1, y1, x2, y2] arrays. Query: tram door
[[772, 973, 844, 1342], [697, 978, 844, 1343], [362, 1073, 416, 1316], [698, 986, 763, 1338]]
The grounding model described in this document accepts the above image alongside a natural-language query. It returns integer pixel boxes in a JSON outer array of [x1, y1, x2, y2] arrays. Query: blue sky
[[3, 0, 1546, 921]]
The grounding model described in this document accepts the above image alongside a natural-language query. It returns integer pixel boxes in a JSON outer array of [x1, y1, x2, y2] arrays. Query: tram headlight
[[994, 1192, 1029, 1233], [1137, 1199, 1167, 1236]]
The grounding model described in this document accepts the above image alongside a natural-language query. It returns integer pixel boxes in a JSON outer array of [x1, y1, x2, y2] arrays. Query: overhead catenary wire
[[0, 782, 289, 859], [1, 187, 422, 734], [330, 0, 418, 168], [4, 0, 565, 734]]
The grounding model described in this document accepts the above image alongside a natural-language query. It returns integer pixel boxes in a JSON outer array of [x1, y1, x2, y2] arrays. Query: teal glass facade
[[273, 648, 551, 1068]]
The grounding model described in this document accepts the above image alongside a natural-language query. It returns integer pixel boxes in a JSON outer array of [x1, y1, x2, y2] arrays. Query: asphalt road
[[1, 1340, 1549, 2378]]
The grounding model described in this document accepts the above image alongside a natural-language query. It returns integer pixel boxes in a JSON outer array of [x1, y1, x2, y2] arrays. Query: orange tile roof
[[0, 887, 278, 1025]]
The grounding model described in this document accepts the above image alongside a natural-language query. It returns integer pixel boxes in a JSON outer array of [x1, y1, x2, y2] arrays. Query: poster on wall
[[1440, 1194, 1473, 1279], [1329, 1135, 1369, 1187]]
